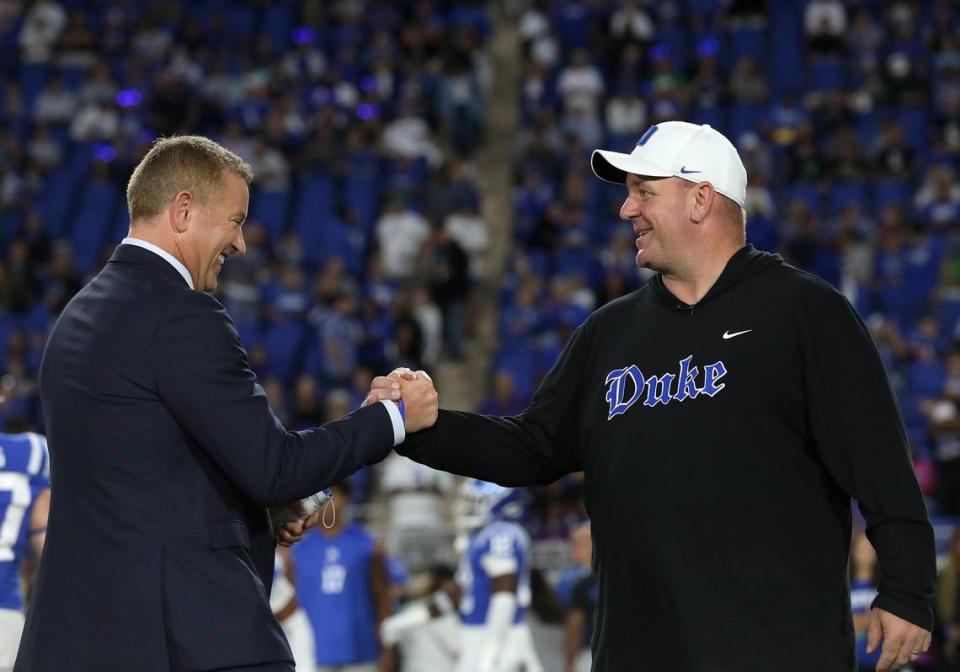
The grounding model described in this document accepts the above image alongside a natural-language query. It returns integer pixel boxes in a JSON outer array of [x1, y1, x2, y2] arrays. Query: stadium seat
[[873, 179, 911, 213], [262, 6, 293, 50], [19, 62, 48, 112], [829, 182, 868, 214], [768, 3, 806, 97], [729, 104, 767, 146], [689, 106, 726, 132], [724, 28, 767, 69], [807, 57, 845, 92], [895, 107, 931, 152], [69, 181, 119, 274], [1, 211, 23, 245], [291, 173, 335, 240], [746, 214, 778, 253], [35, 168, 79, 239], [249, 189, 291, 241], [262, 319, 307, 384], [787, 183, 823, 214]]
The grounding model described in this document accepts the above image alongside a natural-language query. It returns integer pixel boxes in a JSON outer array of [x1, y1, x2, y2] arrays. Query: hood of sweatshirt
[[648, 244, 785, 310]]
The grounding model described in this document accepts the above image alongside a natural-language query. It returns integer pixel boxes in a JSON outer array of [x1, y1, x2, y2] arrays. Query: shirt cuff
[[380, 399, 406, 447]]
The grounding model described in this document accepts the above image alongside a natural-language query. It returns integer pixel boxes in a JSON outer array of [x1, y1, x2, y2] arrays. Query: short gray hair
[[127, 135, 253, 222]]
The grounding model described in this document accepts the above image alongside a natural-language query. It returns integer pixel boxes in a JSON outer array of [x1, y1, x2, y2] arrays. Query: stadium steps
[[366, 1, 523, 561], [433, 0, 521, 415]]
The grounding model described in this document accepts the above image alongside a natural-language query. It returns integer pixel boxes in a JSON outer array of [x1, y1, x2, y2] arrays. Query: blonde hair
[[126, 135, 253, 222]]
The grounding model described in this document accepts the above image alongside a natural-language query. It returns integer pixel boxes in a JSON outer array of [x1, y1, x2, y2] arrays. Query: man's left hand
[[867, 607, 931, 671], [272, 500, 322, 547]]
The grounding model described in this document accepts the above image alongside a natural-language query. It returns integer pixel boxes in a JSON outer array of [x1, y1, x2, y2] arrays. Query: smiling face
[[180, 171, 249, 292], [619, 174, 694, 273]]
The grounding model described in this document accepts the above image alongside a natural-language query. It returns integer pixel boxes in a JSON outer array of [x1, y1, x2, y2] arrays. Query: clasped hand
[[363, 367, 439, 433], [274, 368, 438, 546]]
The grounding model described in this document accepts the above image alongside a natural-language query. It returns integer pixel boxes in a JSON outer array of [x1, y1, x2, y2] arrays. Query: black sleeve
[[801, 283, 935, 630], [398, 323, 591, 486], [154, 291, 394, 506]]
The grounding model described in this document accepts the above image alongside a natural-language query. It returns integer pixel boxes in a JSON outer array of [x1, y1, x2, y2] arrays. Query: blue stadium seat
[[36, 168, 79, 239], [494, 343, 537, 401], [19, 62, 49, 112], [724, 28, 767, 69], [853, 111, 880, 147], [895, 107, 930, 151], [729, 104, 767, 145], [689, 106, 726, 132], [807, 57, 845, 92], [69, 181, 119, 274], [344, 167, 380, 237], [262, 320, 307, 384], [906, 360, 946, 399], [294, 173, 335, 231], [110, 208, 130, 246], [746, 214, 778, 253], [873, 179, 911, 213], [2, 211, 23, 245], [768, 2, 806, 97], [60, 64, 87, 91], [249, 189, 291, 241], [787, 183, 823, 213], [262, 6, 293, 50], [938, 295, 960, 336], [294, 211, 333, 268], [829, 182, 868, 214], [656, 25, 689, 72], [225, 6, 256, 41]]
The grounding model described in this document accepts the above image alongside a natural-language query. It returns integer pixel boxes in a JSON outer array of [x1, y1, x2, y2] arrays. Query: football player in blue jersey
[[0, 431, 50, 666], [291, 480, 394, 672], [453, 479, 542, 672]]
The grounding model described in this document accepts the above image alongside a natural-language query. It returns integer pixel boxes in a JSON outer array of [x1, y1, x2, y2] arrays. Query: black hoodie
[[399, 245, 935, 671]]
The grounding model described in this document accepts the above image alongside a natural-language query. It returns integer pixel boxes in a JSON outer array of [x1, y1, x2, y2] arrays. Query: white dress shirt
[[121, 236, 194, 289]]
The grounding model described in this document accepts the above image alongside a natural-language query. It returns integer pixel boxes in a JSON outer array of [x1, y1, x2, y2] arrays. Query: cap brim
[[590, 149, 673, 184]]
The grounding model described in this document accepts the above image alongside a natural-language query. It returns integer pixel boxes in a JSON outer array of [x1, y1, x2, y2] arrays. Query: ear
[[169, 191, 193, 234], [690, 182, 716, 224]]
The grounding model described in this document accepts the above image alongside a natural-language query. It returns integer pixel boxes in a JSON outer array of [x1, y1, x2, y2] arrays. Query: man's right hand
[[389, 368, 438, 433]]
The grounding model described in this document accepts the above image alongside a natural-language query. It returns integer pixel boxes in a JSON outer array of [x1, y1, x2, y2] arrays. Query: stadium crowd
[[1, 0, 959, 670]]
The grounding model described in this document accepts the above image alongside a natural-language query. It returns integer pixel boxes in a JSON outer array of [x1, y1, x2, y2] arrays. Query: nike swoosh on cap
[[679, 166, 702, 174], [722, 329, 752, 339]]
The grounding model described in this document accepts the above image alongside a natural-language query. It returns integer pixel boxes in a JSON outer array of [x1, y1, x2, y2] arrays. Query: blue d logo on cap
[[636, 125, 659, 147]]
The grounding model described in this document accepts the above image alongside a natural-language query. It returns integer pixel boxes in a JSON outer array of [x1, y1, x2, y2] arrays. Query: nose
[[620, 193, 639, 221], [233, 227, 246, 255]]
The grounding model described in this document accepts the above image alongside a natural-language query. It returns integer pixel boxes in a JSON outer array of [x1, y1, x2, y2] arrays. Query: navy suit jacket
[[16, 244, 395, 671]]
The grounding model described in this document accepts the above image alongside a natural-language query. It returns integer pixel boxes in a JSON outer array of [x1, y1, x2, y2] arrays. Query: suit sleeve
[[398, 323, 589, 486], [154, 291, 394, 507], [801, 283, 935, 630]]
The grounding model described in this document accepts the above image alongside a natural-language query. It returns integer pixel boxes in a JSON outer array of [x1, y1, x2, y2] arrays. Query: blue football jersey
[[457, 520, 531, 626], [0, 432, 50, 611], [292, 523, 379, 665]]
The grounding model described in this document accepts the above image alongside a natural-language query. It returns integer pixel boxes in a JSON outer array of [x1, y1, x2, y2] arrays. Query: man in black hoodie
[[369, 122, 935, 672]]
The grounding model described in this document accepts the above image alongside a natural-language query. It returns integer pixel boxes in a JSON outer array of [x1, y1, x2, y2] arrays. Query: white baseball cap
[[591, 121, 747, 207]]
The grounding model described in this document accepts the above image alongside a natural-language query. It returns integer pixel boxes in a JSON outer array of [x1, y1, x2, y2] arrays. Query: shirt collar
[[120, 237, 195, 290]]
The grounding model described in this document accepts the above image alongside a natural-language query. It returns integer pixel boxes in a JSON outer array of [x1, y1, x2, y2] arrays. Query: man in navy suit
[[15, 135, 438, 672]]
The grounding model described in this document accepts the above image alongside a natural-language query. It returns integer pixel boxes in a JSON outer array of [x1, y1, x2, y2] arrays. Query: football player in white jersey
[[271, 547, 316, 670], [379, 479, 543, 672], [380, 564, 461, 670], [0, 431, 50, 665]]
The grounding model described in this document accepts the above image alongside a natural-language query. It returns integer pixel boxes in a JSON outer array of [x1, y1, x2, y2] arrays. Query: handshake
[[361, 367, 440, 433], [274, 367, 438, 546]]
